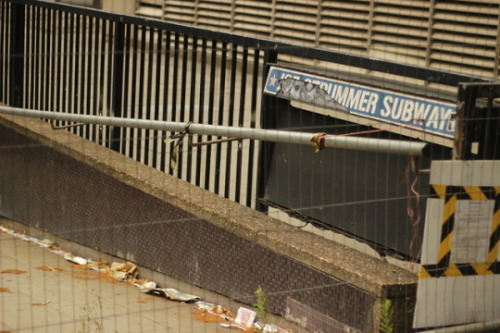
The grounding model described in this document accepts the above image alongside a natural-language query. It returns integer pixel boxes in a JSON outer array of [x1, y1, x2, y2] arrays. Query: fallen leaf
[[0, 269, 27, 274], [32, 301, 51, 306], [36, 266, 65, 272], [193, 309, 228, 323]]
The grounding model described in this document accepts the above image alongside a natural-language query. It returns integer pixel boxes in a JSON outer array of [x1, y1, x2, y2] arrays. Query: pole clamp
[[310, 133, 326, 153]]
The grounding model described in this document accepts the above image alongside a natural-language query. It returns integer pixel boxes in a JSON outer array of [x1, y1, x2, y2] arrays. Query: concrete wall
[[0, 112, 417, 332]]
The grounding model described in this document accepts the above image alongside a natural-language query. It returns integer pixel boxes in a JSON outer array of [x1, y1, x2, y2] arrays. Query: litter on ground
[[0, 224, 293, 333]]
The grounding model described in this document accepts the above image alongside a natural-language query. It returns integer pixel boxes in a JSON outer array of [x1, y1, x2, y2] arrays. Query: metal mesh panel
[[0, 123, 384, 332]]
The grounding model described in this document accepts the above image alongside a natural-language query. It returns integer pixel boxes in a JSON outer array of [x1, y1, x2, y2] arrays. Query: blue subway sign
[[264, 66, 457, 138]]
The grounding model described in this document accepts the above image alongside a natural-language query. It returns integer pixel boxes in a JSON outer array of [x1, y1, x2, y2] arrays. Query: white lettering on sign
[[264, 66, 457, 138]]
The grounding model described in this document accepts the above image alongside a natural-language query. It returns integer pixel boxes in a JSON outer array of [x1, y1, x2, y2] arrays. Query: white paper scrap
[[234, 307, 256, 327]]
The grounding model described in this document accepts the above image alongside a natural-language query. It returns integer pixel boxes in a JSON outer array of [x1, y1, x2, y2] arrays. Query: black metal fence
[[0, 0, 486, 212]]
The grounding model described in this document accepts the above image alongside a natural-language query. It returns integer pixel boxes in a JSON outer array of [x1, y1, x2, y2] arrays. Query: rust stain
[[99, 273, 127, 285], [70, 270, 128, 285], [73, 273, 100, 281], [72, 270, 100, 281], [89, 261, 110, 269], [0, 269, 27, 274], [0, 287, 13, 293], [136, 296, 155, 304], [72, 271, 95, 276]]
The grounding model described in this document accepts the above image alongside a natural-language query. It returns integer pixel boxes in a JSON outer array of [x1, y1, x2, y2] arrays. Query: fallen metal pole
[[0, 105, 428, 156]]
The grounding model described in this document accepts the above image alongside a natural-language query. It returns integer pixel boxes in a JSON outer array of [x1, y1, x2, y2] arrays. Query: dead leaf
[[0, 269, 27, 274]]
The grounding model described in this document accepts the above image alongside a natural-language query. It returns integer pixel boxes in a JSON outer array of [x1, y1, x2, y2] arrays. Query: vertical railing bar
[[137, 26, 146, 161], [145, 26, 154, 164], [0, 1, 5, 102], [23, 4, 30, 108], [111, 20, 125, 152], [6, 1, 11, 105], [90, 17, 99, 142], [47, 8, 55, 115], [6, 2, 11, 105], [54, 9, 62, 116], [153, 27, 163, 169], [2, 2, 7, 103], [204, 39, 217, 191], [33, 5, 40, 110], [79, 14, 87, 138], [10, 2, 25, 107], [234, 45, 248, 204], [3, 1, 8, 104], [6, 0, 11, 105], [195, 37, 207, 187], [49, 8, 55, 112], [61, 11, 69, 126], [21, 4, 28, 108], [105, 20, 114, 148], [224, 43, 238, 200], [246, 49, 260, 208], [46, 7, 52, 111], [214, 41, 227, 196], [169, 31, 179, 176], [67, 12, 75, 130], [37, 5, 43, 110], [46, 9, 53, 110], [5, 3, 14, 105], [178, 34, 189, 179], [36, 6, 42, 110], [0, 1, 4, 102], [101, 18, 109, 142], [128, 24, 138, 157], [85, 16, 94, 140], [160, 30, 171, 172], [122, 23, 131, 155], [186, 36, 198, 183], [97, 19, 105, 144], [73, 13, 81, 135], [40, 6, 47, 111]]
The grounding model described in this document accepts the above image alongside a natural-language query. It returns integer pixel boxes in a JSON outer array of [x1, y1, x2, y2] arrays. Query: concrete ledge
[[0, 112, 417, 332]]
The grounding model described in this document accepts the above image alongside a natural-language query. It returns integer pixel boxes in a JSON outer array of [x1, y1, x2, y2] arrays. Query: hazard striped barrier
[[419, 186, 500, 278]]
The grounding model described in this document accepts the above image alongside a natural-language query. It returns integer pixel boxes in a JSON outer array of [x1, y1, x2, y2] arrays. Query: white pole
[[420, 319, 500, 333], [0, 105, 428, 156]]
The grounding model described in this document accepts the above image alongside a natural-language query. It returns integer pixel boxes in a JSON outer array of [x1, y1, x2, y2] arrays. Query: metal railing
[[0, 0, 485, 209]]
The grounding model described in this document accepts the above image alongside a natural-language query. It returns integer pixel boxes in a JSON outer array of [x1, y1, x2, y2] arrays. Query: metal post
[[455, 82, 500, 160], [256, 50, 278, 212]]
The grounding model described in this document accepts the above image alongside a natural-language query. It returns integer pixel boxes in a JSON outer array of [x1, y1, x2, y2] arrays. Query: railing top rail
[[8, 0, 490, 87]]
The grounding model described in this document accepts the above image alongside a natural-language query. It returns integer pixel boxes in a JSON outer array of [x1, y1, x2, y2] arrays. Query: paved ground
[[0, 220, 301, 333]]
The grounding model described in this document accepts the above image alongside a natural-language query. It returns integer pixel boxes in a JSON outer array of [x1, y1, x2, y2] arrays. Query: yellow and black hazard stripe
[[419, 185, 500, 278]]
